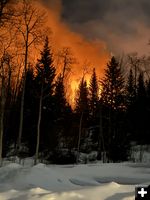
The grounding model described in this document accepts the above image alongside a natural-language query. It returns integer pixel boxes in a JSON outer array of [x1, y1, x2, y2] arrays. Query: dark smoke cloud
[[62, 0, 150, 24], [60, 0, 150, 55], [42, 0, 150, 55]]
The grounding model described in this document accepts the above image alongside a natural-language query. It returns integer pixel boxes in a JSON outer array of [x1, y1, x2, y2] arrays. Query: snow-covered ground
[[0, 160, 150, 200]]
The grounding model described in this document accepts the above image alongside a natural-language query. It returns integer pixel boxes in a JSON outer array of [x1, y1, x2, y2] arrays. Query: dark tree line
[[1, 0, 150, 165], [2, 39, 150, 164]]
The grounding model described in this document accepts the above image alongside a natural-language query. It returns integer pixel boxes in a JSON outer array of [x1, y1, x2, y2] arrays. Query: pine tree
[[34, 36, 56, 164], [101, 56, 128, 162], [35, 36, 56, 100], [51, 75, 76, 163], [89, 68, 99, 118], [23, 65, 36, 156], [136, 72, 147, 144], [101, 56, 125, 110], [145, 80, 150, 143], [88, 68, 100, 155], [75, 78, 89, 115], [53, 75, 67, 149], [75, 78, 89, 163], [125, 68, 136, 143], [54, 75, 66, 115]]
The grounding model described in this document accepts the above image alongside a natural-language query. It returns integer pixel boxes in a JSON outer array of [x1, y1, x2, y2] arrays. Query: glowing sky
[[40, 0, 109, 89], [39, 0, 150, 104]]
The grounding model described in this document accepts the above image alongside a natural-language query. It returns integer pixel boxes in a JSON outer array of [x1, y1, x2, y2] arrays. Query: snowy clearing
[[0, 161, 150, 200]]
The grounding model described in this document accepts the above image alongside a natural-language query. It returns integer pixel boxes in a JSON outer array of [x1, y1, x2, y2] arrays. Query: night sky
[[42, 0, 150, 55]]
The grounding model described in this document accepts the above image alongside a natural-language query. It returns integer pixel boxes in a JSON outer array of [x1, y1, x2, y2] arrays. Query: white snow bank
[[0, 182, 135, 200], [0, 162, 150, 200], [21, 163, 75, 191]]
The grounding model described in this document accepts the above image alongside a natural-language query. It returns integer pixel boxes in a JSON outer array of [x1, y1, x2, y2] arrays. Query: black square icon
[[135, 185, 150, 200]]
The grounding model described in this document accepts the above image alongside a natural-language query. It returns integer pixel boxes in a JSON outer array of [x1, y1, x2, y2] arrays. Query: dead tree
[[0, 52, 12, 166], [14, 0, 46, 154]]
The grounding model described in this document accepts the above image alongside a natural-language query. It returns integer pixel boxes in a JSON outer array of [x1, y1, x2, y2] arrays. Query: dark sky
[[42, 0, 150, 55]]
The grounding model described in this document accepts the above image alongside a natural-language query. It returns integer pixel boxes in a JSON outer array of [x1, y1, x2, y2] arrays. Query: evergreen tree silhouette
[[101, 56, 125, 110], [136, 72, 147, 144], [89, 68, 100, 151], [101, 56, 128, 161], [75, 78, 89, 115], [24, 65, 36, 156], [89, 68, 99, 118], [34, 36, 56, 164]]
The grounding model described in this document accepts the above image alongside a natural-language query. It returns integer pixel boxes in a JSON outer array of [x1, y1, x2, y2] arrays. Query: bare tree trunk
[[0, 63, 6, 167], [17, 35, 28, 155], [17, 73, 25, 153], [13, 62, 22, 103], [76, 112, 83, 164], [139, 145, 143, 163], [98, 103, 105, 162], [0, 87, 5, 166], [34, 82, 43, 165], [107, 107, 112, 163]]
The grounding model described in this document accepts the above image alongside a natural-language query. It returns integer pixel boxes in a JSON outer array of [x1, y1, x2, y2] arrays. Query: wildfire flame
[[39, 0, 110, 104]]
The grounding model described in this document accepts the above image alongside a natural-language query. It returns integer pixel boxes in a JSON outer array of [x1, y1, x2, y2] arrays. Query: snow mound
[[29, 187, 50, 194], [33, 163, 46, 169], [19, 163, 74, 192], [108, 181, 121, 188]]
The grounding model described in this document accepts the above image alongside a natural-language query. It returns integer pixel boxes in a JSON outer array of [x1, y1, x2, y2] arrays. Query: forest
[[0, 0, 150, 166]]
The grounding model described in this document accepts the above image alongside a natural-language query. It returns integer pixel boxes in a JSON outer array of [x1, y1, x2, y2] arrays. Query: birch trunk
[[0, 62, 5, 166], [34, 82, 43, 165], [76, 112, 83, 164], [98, 103, 105, 162], [17, 32, 28, 154]]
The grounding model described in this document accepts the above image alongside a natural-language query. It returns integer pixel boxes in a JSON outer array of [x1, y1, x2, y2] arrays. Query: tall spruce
[[101, 56, 125, 110], [146, 80, 150, 143], [54, 75, 66, 115], [36, 36, 56, 99], [75, 78, 89, 115], [136, 72, 147, 144], [34, 36, 56, 164], [125, 68, 136, 143], [53, 75, 66, 150], [53, 75, 75, 162], [101, 56, 128, 161], [89, 68, 100, 156], [23, 66, 36, 156], [75, 78, 89, 163]]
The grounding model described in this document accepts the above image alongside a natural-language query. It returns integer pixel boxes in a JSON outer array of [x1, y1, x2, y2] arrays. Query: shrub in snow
[[79, 151, 98, 163], [130, 145, 150, 162], [47, 149, 76, 164], [79, 153, 88, 164], [88, 151, 98, 162]]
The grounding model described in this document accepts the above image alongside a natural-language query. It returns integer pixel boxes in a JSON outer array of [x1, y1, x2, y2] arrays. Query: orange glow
[[38, 0, 110, 104]]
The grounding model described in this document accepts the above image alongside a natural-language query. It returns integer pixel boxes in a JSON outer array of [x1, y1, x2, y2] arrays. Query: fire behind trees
[[0, 0, 150, 165]]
